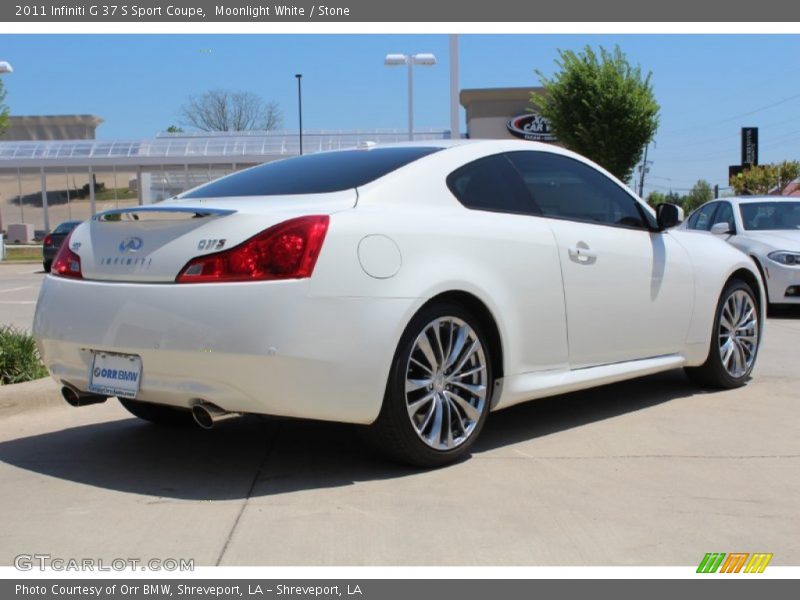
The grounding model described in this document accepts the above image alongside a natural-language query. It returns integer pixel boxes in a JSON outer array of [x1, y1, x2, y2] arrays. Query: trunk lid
[[71, 191, 356, 282]]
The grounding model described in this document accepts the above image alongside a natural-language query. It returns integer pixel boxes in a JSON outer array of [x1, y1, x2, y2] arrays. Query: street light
[[295, 74, 303, 155], [384, 53, 437, 141]]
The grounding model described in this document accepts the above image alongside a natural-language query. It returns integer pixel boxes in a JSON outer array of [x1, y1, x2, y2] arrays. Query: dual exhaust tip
[[61, 385, 108, 407], [60, 385, 240, 430], [190, 402, 241, 429]]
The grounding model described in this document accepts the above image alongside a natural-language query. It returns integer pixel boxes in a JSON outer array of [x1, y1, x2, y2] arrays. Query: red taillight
[[43, 234, 53, 247], [51, 231, 83, 279], [176, 215, 330, 283]]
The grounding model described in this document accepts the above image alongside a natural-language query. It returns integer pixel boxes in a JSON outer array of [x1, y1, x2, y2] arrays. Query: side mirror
[[656, 203, 684, 230], [710, 222, 734, 236]]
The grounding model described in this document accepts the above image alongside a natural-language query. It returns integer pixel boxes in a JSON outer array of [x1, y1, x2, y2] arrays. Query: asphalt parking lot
[[0, 265, 798, 566]]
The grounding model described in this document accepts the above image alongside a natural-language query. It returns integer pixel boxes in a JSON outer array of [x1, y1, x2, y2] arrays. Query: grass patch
[[3, 246, 42, 262], [0, 326, 48, 385]]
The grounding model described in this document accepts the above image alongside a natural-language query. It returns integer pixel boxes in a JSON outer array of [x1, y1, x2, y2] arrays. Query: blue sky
[[2, 34, 799, 195]]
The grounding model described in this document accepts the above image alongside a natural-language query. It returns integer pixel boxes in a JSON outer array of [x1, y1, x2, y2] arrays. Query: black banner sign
[[741, 127, 759, 167]]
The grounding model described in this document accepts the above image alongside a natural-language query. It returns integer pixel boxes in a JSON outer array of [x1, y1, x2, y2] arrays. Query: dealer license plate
[[88, 352, 142, 399]]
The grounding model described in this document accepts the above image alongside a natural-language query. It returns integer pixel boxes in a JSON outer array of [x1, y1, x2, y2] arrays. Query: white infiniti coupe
[[33, 140, 764, 466]]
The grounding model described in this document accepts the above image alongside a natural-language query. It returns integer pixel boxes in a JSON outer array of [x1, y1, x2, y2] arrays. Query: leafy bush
[[0, 326, 48, 385], [730, 161, 800, 195], [532, 45, 660, 182]]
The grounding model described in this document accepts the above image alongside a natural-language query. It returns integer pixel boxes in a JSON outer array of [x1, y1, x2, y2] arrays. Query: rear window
[[182, 147, 441, 198]]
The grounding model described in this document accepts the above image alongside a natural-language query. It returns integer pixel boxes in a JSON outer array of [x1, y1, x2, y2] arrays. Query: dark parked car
[[42, 220, 82, 272]]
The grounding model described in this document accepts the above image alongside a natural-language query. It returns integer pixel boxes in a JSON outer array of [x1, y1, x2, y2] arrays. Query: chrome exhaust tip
[[191, 402, 241, 430], [61, 385, 109, 407]]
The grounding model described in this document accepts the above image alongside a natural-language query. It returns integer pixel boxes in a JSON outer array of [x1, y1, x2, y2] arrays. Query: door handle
[[568, 244, 597, 264]]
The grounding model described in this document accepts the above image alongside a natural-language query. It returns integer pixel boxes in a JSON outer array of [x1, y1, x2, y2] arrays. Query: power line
[[653, 115, 800, 159], [659, 91, 800, 138]]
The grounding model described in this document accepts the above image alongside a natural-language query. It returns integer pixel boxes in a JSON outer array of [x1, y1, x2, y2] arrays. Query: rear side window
[[182, 147, 441, 198], [506, 151, 652, 229], [446, 154, 538, 215]]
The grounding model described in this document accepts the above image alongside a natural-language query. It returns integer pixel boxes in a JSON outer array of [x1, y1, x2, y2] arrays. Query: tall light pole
[[0, 61, 12, 237], [384, 53, 437, 141], [295, 74, 303, 155], [449, 35, 460, 140]]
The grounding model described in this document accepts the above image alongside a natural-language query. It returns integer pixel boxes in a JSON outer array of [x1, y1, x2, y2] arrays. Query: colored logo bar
[[697, 553, 773, 573]]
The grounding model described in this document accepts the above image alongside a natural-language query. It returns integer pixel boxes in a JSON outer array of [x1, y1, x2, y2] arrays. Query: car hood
[[739, 230, 800, 250]]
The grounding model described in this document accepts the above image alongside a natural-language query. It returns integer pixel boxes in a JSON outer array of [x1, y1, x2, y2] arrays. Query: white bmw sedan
[[682, 196, 800, 307], [33, 140, 764, 466]]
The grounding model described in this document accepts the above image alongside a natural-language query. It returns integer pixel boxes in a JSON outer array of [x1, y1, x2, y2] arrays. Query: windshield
[[739, 201, 800, 231], [181, 147, 441, 198]]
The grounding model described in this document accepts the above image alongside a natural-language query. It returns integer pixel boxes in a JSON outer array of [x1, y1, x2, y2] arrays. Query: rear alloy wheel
[[363, 303, 493, 467], [118, 398, 194, 426], [685, 280, 760, 388]]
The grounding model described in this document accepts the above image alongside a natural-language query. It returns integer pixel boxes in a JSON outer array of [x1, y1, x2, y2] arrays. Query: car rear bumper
[[33, 275, 418, 424], [42, 246, 58, 262]]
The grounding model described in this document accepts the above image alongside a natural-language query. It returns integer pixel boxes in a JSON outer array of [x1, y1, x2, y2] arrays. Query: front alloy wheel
[[685, 279, 761, 388], [717, 289, 759, 379], [363, 302, 493, 467]]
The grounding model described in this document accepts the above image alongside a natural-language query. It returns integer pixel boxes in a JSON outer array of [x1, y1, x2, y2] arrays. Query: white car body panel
[[545, 219, 694, 367], [35, 276, 414, 423], [33, 140, 765, 425]]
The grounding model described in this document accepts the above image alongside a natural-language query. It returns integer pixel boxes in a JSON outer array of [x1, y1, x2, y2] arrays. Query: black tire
[[362, 302, 494, 468], [43, 261, 51, 273], [118, 398, 194, 426], [684, 279, 761, 389]]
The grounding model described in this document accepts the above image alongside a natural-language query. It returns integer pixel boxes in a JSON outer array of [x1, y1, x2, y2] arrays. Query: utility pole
[[638, 144, 651, 198]]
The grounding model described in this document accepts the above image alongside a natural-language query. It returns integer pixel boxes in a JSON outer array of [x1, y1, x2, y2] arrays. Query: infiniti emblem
[[119, 237, 144, 253]]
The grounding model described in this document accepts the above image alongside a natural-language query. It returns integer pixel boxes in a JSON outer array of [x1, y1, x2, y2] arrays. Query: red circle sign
[[507, 114, 557, 142]]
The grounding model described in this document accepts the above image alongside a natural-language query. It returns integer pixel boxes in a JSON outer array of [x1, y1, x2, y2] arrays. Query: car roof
[[720, 196, 799, 204], [366, 138, 622, 178], [362, 138, 557, 151]]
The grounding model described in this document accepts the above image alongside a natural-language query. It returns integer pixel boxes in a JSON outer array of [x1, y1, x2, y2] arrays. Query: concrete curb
[[0, 377, 63, 417]]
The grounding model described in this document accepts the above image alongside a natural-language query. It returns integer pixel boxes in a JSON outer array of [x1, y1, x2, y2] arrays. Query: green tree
[[683, 180, 714, 213], [730, 161, 800, 195], [0, 78, 9, 136], [532, 45, 660, 182], [166, 125, 184, 133]]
